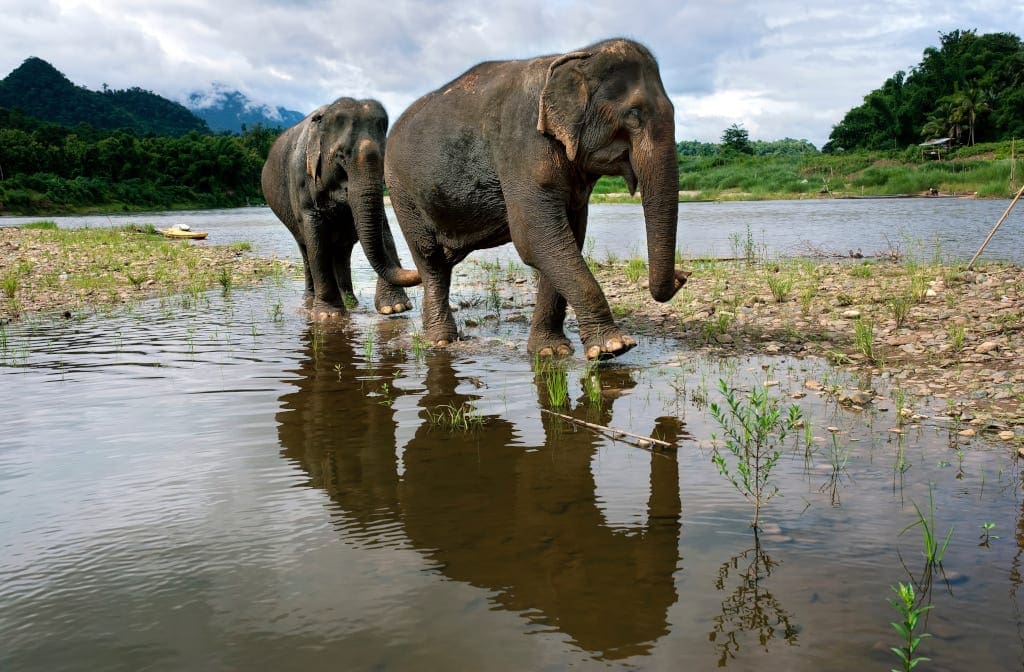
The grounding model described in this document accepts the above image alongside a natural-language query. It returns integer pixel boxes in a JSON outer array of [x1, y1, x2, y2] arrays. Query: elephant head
[[537, 39, 684, 302], [304, 98, 419, 288]]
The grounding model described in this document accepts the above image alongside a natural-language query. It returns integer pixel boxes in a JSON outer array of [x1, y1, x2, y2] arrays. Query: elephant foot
[[527, 331, 574, 358], [374, 281, 414, 315], [378, 300, 414, 315], [307, 298, 347, 320], [425, 325, 459, 347], [583, 332, 637, 360]]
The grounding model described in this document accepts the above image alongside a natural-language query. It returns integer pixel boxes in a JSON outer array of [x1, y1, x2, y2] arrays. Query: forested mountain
[[0, 57, 209, 137], [187, 87, 305, 133], [825, 30, 1024, 152]]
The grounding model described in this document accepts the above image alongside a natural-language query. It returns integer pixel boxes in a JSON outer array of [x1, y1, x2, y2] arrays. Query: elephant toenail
[[381, 306, 392, 314]]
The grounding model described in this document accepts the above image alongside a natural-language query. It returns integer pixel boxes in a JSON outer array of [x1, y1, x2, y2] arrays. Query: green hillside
[[0, 57, 208, 137]]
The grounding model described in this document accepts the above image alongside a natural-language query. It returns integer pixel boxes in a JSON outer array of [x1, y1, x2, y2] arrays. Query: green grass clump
[[854, 318, 882, 364], [625, 257, 648, 283], [533, 356, 570, 408], [766, 272, 793, 302], [19, 220, 58, 230], [427, 402, 484, 431]]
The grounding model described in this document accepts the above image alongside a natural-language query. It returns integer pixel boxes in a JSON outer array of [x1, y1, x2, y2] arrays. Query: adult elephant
[[262, 97, 420, 317], [385, 38, 687, 359]]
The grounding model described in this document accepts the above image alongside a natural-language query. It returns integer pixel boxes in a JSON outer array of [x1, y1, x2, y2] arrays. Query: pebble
[[958, 428, 976, 437], [998, 431, 1016, 441], [841, 309, 861, 319], [976, 341, 999, 354]]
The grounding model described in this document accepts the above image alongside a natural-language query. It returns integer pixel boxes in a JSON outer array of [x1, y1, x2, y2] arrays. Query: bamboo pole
[[967, 182, 1024, 270], [539, 409, 675, 450]]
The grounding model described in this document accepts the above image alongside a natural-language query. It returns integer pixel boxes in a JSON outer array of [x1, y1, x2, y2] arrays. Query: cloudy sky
[[2, 1, 1022, 148]]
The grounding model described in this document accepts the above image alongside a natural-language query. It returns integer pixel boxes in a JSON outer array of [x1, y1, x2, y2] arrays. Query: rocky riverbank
[[593, 256, 1024, 431]]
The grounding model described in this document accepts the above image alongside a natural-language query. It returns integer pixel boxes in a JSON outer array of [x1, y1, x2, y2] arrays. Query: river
[[2, 199, 1024, 671]]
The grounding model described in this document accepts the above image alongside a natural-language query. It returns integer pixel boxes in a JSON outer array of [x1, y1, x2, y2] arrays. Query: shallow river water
[[3, 200, 1024, 671]]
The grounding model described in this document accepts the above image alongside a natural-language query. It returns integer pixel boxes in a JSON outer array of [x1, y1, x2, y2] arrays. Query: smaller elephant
[[261, 97, 420, 317]]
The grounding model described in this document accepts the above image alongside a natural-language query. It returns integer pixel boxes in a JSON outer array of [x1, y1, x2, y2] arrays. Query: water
[[3, 200, 1024, 671]]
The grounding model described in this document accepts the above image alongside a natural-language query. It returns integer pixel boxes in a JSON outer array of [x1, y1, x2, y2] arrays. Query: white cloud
[[1, 1, 1022, 148]]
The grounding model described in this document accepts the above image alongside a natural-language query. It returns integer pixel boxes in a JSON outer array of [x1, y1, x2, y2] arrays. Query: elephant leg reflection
[[523, 364, 682, 657], [277, 322, 408, 537]]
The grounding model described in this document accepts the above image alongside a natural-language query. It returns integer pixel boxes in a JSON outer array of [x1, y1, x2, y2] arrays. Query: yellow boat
[[160, 226, 208, 240]]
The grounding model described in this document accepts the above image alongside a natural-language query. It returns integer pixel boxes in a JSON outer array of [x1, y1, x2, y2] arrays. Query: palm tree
[[950, 87, 991, 146]]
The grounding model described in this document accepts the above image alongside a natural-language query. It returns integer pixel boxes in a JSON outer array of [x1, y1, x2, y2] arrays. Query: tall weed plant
[[709, 379, 802, 530]]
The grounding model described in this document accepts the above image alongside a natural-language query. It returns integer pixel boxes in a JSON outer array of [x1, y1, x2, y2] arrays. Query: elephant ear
[[305, 108, 326, 198], [537, 51, 591, 162]]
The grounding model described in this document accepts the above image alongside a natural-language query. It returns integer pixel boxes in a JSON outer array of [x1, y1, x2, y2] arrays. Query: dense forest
[[0, 107, 276, 212], [825, 30, 1024, 152]]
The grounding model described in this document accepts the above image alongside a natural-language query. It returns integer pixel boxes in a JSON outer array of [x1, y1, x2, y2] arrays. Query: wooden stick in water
[[968, 182, 1024, 270], [540, 409, 675, 450]]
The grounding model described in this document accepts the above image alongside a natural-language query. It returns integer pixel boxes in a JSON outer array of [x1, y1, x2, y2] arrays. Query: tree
[[721, 124, 753, 154], [825, 30, 1024, 151]]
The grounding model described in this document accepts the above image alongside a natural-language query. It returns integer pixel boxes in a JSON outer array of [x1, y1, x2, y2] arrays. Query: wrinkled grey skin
[[261, 97, 420, 317], [384, 39, 687, 359]]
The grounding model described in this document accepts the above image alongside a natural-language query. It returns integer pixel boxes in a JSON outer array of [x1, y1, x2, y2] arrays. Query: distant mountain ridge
[[0, 57, 304, 137], [187, 85, 306, 133], [0, 57, 208, 137]]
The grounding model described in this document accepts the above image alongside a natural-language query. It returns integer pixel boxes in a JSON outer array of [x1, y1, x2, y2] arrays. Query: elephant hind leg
[[527, 274, 574, 357], [391, 205, 457, 343]]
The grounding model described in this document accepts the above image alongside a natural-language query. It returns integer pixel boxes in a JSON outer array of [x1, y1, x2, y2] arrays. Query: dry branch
[[540, 409, 676, 450]]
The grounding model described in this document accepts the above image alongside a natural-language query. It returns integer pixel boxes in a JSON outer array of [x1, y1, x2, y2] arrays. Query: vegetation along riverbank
[[0, 221, 292, 321]]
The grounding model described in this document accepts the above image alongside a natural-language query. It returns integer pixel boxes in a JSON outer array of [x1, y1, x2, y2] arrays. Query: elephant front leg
[[512, 206, 635, 360], [565, 274, 637, 361], [306, 228, 347, 318]]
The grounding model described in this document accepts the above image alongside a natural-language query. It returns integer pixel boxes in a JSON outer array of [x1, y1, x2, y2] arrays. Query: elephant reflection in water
[[277, 335, 684, 659]]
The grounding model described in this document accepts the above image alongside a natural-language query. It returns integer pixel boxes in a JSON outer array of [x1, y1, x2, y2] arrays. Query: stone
[[958, 428, 976, 438], [841, 309, 861, 319], [998, 431, 1016, 441], [976, 341, 999, 354]]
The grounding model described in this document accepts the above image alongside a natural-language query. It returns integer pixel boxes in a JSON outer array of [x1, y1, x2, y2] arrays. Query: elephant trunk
[[637, 133, 682, 303], [350, 138, 420, 288]]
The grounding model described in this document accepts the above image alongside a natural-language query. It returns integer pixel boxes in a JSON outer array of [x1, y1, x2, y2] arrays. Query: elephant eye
[[626, 107, 642, 127]]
